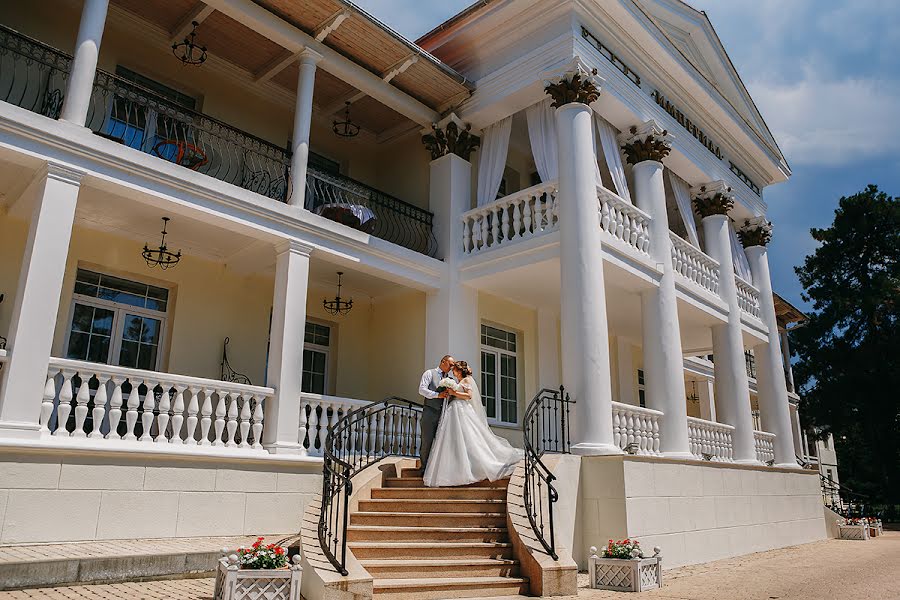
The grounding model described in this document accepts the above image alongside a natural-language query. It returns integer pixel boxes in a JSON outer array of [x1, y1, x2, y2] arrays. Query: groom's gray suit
[[418, 367, 449, 469]]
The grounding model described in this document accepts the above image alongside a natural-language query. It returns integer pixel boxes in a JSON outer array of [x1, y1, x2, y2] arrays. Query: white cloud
[[748, 75, 900, 167]]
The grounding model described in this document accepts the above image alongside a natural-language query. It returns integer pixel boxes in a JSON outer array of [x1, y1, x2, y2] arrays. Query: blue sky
[[354, 0, 900, 310]]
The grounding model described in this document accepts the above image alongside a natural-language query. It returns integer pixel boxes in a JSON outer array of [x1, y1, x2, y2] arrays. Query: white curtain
[[595, 115, 631, 203], [667, 170, 700, 247], [728, 221, 753, 283], [525, 99, 558, 183], [476, 116, 513, 207]]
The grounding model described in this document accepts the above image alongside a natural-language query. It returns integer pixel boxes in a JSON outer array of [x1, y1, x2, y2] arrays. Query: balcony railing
[[0, 25, 437, 257], [612, 401, 662, 455], [735, 275, 762, 320], [753, 429, 776, 464], [670, 233, 719, 296], [461, 181, 559, 254], [299, 392, 370, 456], [598, 186, 651, 256], [687, 416, 734, 462]]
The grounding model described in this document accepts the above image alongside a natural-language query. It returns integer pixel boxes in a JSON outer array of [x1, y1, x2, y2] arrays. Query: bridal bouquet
[[436, 377, 458, 393]]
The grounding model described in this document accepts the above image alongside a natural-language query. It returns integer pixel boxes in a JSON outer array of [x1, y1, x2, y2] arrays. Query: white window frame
[[302, 319, 332, 395], [480, 323, 520, 427]]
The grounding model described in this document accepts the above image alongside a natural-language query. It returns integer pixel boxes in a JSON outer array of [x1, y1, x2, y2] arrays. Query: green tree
[[792, 185, 900, 505]]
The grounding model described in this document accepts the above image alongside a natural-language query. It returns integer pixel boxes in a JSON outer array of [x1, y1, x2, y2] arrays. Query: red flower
[[275, 547, 285, 555]]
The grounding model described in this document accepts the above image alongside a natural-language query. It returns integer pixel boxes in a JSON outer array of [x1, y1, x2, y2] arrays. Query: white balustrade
[[735, 275, 762, 319], [670, 233, 720, 296], [687, 417, 735, 462], [461, 181, 558, 254], [597, 186, 652, 256], [611, 401, 662, 455], [299, 393, 370, 456], [41, 358, 272, 450], [754, 430, 776, 464]]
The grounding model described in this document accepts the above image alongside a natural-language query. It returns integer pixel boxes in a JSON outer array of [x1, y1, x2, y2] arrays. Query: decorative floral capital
[[738, 216, 773, 247], [617, 120, 673, 165], [690, 180, 734, 218], [543, 57, 604, 108], [422, 120, 480, 161]]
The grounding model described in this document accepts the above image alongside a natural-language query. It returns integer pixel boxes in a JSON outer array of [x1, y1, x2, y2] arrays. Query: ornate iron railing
[[0, 24, 71, 118], [319, 397, 422, 575], [306, 167, 438, 258], [522, 386, 573, 560], [821, 475, 870, 518]]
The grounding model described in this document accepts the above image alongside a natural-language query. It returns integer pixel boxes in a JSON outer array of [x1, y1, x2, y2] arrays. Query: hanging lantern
[[323, 272, 352, 315], [142, 217, 182, 270], [332, 101, 360, 138], [172, 21, 208, 66]]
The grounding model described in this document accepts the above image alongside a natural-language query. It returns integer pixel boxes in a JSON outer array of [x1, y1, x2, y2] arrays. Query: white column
[[698, 378, 716, 422], [538, 308, 561, 391], [263, 240, 313, 454], [288, 48, 324, 207], [702, 213, 757, 463], [616, 337, 635, 405], [425, 153, 478, 365], [0, 164, 82, 438], [789, 402, 803, 458], [745, 245, 798, 468], [556, 102, 618, 455], [632, 159, 692, 458], [60, 0, 109, 126], [780, 330, 795, 393]]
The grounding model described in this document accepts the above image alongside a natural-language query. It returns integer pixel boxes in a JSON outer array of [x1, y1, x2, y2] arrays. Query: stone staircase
[[347, 465, 529, 600]]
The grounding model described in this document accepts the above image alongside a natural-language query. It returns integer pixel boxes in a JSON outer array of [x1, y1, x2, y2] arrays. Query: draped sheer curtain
[[728, 221, 753, 283], [476, 116, 512, 207], [596, 115, 632, 203], [667, 170, 700, 247], [525, 99, 558, 183]]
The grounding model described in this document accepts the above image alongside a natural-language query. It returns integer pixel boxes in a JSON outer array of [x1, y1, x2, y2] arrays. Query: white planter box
[[838, 524, 869, 541], [214, 555, 302, 600], [588, 548, 662, 592]]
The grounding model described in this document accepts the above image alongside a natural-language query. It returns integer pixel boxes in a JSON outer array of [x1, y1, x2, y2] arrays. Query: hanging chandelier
[[332, 101, 360, 138], [323, 272, 352, 315], [143, 217, 182, 270], [687, 381, 700, 404], [172, 21, 208, 66]]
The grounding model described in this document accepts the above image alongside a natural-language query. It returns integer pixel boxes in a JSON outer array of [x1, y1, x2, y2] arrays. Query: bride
[[423, 361, 524, 487]]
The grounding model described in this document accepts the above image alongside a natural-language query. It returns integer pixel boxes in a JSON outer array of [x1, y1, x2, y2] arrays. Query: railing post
[[0, 164, 83, 440], [288, 48, 323, 207], [60, 0, 108, 126]]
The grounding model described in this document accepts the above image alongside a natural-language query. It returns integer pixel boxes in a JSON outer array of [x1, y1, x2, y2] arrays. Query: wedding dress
[[423, 376, 524, 487]]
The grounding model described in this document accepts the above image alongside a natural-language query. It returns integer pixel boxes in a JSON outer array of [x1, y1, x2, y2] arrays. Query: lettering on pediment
[[651, 90, 723, 161]]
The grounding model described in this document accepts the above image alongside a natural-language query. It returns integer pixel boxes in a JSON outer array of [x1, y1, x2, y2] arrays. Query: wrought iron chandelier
[[172, 21, 208, 66], [332, 101, 360, 138], [323, 272, 352, 315], [687, 381, 700, 404], [143, 217, 182, 270]]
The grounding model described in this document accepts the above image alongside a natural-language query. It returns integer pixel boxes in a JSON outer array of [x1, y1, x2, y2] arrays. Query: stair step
[[373, 576, 529, 600], [349, 542, 514, 560], [372, 487, 506, 500], [383, 477, 507, 489], [358, 499, 506, 513], [400, 468, 424, 477], [347, 526, 509, 543], [350, 512, 507, 528], [362, 558, 519, 579]]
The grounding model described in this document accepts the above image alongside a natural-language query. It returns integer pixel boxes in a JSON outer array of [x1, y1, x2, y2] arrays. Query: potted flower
[[588, 540, 662, 592], [837, 518, 869, 541], [214, 537, 302, 600]]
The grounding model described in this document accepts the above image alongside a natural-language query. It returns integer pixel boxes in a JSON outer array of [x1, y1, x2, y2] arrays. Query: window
[[637, 369, 646, 408], [480, 324, 518, 425], [826, 468, 833, 482], [302, 321, 331, 395]]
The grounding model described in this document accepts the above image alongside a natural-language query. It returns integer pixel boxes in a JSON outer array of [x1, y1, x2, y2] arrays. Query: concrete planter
[[588, 548, 662, 592], [838, 523, 869, 541], [214, 555, 302, 600]]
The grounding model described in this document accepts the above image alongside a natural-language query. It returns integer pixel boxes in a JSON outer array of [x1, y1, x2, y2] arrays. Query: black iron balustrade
[[319, 397, 422, 576], [306, 167, 438, 258], [0, 24, 71, 119], [821, 475, 870, 518], [522, 386, 573, 560]]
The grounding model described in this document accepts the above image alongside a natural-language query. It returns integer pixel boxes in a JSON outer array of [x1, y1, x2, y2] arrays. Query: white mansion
[[0, 0, 834, 597]]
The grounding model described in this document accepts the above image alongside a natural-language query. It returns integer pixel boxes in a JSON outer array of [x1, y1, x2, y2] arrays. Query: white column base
[[263, 441, 308, 456], [571, 442, 624, 456], [662, 451, 696, 460], [0, 421, 42, 440], [775, 461, 804, 470], [735, 458, 764, 466]]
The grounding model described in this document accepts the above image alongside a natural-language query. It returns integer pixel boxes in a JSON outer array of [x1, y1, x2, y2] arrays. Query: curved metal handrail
[[318, 397, 422, 575], [821, 474, 871, 517], [522, 386, 573, 560]]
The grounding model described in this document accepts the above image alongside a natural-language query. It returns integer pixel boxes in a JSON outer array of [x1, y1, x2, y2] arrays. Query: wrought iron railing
[[0, 24, 71, 118], [821, 475, 870, 518], [522, 386, 573, 560], [306, 168, 438, 257], [319, 397, 422, 575]]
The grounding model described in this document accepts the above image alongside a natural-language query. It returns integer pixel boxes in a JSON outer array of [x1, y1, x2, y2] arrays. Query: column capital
[[543, 56, 604, 108], [43, 162, 87, 186], [297, 47, 324, 66], [617, 120, 673, 165], [691, 180, 735, 219], [421, 113, 480, 161], [274, 239, 315, 257], [737, 216, 773, 248]]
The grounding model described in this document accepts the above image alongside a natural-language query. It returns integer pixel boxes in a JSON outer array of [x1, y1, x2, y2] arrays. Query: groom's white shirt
[[418, 368, 445, 400]]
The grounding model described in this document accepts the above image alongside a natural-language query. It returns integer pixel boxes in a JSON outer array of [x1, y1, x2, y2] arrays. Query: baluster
[[152, 385, 170, 443], [463, 219, 471, 254], [225, 390, 240, 447], [213, 390, 228, 446], [185, 387, 200, 444], [492, 207, 501, 245], [511, 200, 521, 240], [537, 195, 548, 231], [480, 212, 489, 249], [88, 375, 109, 439], [40, 369, 59, 436], [625, 412, 634, 449], [414, 411, 422, 457], [251, 395, 264, 449], [328, 402, 340, 450], [106, 377, 124, 440], [123, 378, 141, 441], [600, 201, 611, 232], [551, 193, 560, 225], [72, 373, 91, 438], [652, 417, 660, 454], [54, 369, 75, 436], [612, 409, 621, 448], [523, 195, 533, 236], [641, 220, 651, 253], [139, 380, 156, 442], [614, 208, 625, 240], [298, 399, 310, 452], [170, 385, 186, 444], [500, 202, 511, 243], [307, 401, 320, 455], [318, 403, 331, 451], [199, 388, 214, 445], [367, 411, 377, 458], [622, 214, 632, 247]]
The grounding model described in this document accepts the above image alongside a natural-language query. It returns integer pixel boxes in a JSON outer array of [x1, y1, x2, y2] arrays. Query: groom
[[417, 354, 455, 469]]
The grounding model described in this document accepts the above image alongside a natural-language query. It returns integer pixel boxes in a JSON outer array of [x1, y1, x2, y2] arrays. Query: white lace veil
[[464, 376, 491, 427]]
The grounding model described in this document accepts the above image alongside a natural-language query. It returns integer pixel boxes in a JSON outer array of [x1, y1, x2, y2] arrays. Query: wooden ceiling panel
[[312, 70, 358, 108], [392, 61, 462, 108], [349, 95, 409, 135], [111, 0, 198, 33], [252, 0, 343, 34], [200, 10, 286, 75], [327, 17, 409, 74]]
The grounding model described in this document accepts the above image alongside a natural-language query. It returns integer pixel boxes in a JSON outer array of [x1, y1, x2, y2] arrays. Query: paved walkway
[[0, 533, 896, 599]]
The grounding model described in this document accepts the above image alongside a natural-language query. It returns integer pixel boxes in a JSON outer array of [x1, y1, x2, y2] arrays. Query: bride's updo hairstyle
[[453, 361, 473, 378]]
